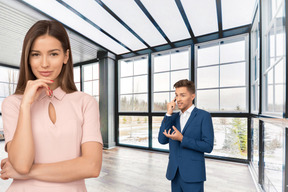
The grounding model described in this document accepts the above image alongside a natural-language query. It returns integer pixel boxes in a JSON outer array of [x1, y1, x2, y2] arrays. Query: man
[[158, 79, 214, 192]]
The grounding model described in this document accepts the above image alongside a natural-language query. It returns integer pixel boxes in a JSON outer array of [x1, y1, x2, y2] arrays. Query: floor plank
[[0, 142, 257, 192]]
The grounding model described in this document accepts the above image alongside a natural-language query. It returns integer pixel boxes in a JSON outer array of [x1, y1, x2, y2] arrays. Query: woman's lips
[[39, 71, 52, 77]]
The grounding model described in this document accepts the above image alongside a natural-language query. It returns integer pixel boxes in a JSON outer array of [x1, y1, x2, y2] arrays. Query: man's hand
[[163, 126, 183, 142], [167, 97, 176, 115]]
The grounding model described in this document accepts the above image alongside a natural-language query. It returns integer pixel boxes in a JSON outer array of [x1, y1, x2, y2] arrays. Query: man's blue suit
[[158, 107, 214, 184]]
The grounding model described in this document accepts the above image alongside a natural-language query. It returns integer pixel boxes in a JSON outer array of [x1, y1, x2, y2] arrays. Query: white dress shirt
[[179, 104, 195, 132], [166, 104, 195, 132]]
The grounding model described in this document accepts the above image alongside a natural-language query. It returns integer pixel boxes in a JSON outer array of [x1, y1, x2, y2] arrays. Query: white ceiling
[[0, 0, 257, 67], [22, 0, 257, 55]]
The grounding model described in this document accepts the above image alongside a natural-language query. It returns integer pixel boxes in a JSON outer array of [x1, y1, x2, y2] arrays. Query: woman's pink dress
[[2, 87, 103, 192]]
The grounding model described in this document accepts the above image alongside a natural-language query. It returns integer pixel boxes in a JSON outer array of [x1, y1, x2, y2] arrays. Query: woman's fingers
[[1, 158, 8, 169], [23, 79, 54, 104]]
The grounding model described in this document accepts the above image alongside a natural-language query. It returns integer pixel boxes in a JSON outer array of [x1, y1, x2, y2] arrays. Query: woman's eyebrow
[[48, 49, 61, 52]]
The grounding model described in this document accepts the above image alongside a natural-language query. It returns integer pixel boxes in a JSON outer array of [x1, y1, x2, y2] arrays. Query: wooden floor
[[0, 144, 257, 192]]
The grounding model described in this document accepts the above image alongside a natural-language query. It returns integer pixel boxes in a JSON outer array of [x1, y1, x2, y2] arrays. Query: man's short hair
[[173, 79, 195, 94]]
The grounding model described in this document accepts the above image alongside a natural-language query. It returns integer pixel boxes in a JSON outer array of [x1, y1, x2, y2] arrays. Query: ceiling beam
[[118, 24, 251, 59], [134, 0, 174, 48], [56, 0, 137, 55], [94, 0, 155, 52], [174, 0, 197, 43], [216, 0, 223, 38]]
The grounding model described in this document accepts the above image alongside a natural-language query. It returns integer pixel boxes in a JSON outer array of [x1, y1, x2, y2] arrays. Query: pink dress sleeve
[[1, 95, 21, 151], [81, 96, 103, 145]]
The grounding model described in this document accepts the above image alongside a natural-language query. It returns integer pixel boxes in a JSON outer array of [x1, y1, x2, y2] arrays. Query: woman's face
[[29, 34, 69, 88]]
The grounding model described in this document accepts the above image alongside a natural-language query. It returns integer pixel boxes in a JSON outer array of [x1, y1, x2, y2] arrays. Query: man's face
[[175, 87, 195, 113]]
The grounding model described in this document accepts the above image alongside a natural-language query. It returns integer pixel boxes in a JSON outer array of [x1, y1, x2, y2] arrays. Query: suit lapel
[[175, 113, 181, 132], [182, 107, 198, 134]]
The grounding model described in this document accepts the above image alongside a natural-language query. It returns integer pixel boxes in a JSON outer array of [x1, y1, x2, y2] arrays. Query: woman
[[0, 20, 103, 192]]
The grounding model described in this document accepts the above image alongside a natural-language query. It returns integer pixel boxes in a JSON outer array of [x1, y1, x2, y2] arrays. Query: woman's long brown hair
[[15, 20, 77, 94]]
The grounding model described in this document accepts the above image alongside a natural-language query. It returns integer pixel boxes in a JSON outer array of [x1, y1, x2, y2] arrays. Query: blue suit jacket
[[158, 107, 214, 183]]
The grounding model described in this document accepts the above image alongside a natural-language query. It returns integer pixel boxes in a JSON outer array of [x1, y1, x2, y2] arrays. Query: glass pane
[[134, 57, 148, 75], [119, 95, 133, 112], [222, 0, 256, 30], [153, 92, 169, 112], [197, 45, 219, 67], [170, 70, 189, 90], [0, 83, 9, 97], [9, 84, 16, 96], [251, 119, 259, 176], [220, 63, 246, 87], [140, 0, 190, 41], [13, 70, 19, 83], [182, 0, 218, 36], [275, 84, 284, 112], [263, 122, 284, 192], [120, 77, 133, 94], [267, 70, 274, 85], [269, 0, 277, 21], [92, 63, 99, 80], [133, 94, 148, 112], [73, 66, 80, 83], [171, 50, 189, 70], [83, 81, 92, 95], [152, 116, 169, 150], [0, 67, 9, 82], [120, 60, 133, 77], [119, 116, 148, 147], [220, 88, 246, 112], [134, 75, 147, 93], [211, 117, 247, 159], [83, 64, 92, 81], [276, 6, 284, 59], [267, 85, 274, 111], [268, 26, 276, 67], [92, 80, 99, 96], [75, 83, 81, 91], [196, 89, 219, 111], [220, 40, 245, 63], [275, 60, 284, 84], [153, 73, 169, 92], [197, 66, 219, 89], [153, 53, 170, 72]]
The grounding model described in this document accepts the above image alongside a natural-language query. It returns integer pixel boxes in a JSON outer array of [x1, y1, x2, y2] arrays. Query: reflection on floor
[[0, 142, 257, 192]]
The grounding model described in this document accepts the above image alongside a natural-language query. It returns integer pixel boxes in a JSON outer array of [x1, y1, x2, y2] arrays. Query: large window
[[152, 47, 190, 112], [118, 47, 191, 149], [119, 56, 148, 112], [262, 0, 285, 115], [118, 56, 148, 147], [195, 35, 248, 112]]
